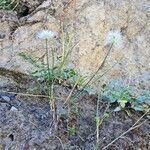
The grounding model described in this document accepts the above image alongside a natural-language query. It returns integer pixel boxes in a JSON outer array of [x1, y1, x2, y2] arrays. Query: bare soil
[[0, 76, 149, 150]]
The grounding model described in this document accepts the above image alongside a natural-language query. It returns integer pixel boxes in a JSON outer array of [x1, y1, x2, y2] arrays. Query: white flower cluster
[[105, 31, 123, 48], [37, 30, 56, 40]]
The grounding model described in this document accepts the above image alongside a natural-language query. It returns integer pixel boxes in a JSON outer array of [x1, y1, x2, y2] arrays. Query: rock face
[[0, 0, 149, 87]]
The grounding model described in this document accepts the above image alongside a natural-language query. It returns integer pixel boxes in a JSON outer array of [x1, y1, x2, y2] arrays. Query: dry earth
[[0, 74, 149, 150]]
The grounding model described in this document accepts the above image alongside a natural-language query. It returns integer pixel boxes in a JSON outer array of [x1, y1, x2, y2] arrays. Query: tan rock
[[62, 0, 150, 86]]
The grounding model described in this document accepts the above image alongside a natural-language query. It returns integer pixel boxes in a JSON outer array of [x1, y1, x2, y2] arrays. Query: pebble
[[1, 96, 11, 102], [0, 92, 17, 101], [10, 106, 18, 112], [0, 31, 6, 39]]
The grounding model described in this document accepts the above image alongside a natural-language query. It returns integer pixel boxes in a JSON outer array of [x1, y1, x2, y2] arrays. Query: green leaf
[[133, 105, 144, 111], [136, 96, 146, 103], [67, 126, 76, 136], [95, 116, 100, 123], [18, 52, 41, 68], [119, 98, 128, 103], [120, 102, 126, 108], [104, 112, 110, 118]]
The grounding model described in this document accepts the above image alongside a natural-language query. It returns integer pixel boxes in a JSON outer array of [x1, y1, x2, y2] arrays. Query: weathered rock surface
[[0, 0, 149, 87], [63, 0, 150, 79]]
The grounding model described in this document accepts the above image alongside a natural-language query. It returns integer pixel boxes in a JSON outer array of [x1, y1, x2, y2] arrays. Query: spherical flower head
[[105, 31, 123, 48], [37, 30, 56, 40]]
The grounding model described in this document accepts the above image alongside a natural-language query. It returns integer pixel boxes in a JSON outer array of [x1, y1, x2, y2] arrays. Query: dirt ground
[[0, 76, 150, 150]]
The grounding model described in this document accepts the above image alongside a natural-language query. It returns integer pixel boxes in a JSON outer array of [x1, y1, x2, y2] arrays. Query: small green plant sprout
[[18, 28, 84, 130], [37, 29, 58, 129], [67, 125, 76, 136], [18, 29, 58, 129], [102, 80, 150, 112], [102, 80, 133, 111], [132, 89, 150, 112], [62, 66, 85, 88]]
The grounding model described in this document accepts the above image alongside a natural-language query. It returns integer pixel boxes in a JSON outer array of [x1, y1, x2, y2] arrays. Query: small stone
[[1, 96, 11, 102], [114, 106, 121, 112], [0, 32, 5, 39], [10, 106, 18, 112], [0, 93, 17, 101]]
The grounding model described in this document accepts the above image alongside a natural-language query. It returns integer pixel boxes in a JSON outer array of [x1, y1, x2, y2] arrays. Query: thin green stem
[[83, 43, 114, 89], [51, 42, 57, 130], [51, 45, 54, 102], [45, 39, 51, 97], [73, 43, 114, 99], [45, 38, 56, 129], [60, 29, 65, 74], [63, 76, 81, 105], [0, 90, 62, 99], [51, 48, 54, 78], [96, 94, 100, 150]]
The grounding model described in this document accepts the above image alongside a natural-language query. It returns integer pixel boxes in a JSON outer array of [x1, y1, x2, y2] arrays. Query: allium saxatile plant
[[105, 30, 123, 48], [37, 30, 56, 40]]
